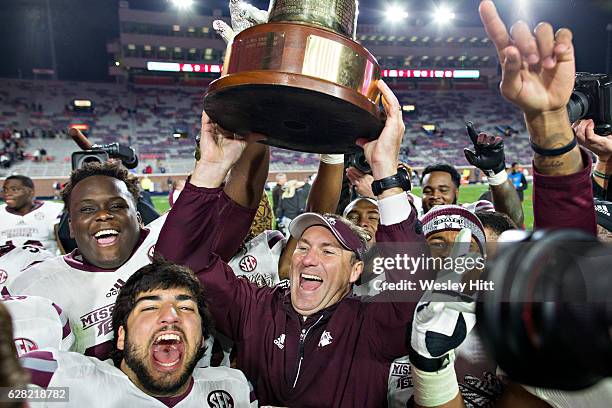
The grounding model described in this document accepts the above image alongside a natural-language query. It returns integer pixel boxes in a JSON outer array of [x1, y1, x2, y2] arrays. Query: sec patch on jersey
[[238, 255, 257, 272]]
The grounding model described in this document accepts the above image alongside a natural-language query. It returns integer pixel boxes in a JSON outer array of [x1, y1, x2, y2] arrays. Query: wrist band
[[320, 153, 345, 165], [412, 353, 460, 407], [486, 169, 509, 186], [530, 136, 577, 157], [593, 170, 610, 180]]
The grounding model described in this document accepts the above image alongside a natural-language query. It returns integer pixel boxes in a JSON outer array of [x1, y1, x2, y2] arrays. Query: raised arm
[[278, 155, 344, 279], [479, 0, 595, 234], [216, 141, 269, 261], [156, 112, 266, 340], [464, 122, 524, 227]]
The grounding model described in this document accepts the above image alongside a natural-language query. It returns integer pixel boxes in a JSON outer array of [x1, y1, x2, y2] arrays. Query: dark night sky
[[0, 0, 610, 81]]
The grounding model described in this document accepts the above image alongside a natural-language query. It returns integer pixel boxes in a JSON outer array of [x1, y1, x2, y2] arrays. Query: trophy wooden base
[[203, 22, 383, 154]]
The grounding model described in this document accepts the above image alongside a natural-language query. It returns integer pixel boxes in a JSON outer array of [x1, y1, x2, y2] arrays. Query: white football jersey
[[7, 215, 166, 359], [1, 295, 74, 356], [228, 230, 286, 287], [408, 192, 424, 218], [0, 242, 54, 295], [0, 201, 63, 253], [386, 330, 505, 407], [22, 349, 256, 407]]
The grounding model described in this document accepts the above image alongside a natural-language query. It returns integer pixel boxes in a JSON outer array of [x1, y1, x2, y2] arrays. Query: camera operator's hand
[[213, 0, 268, 43], [191, 111, 265, 188], [573, 119, 612, 163], [479, 1, 574, 116], [346, 166, 375, 198], [464, 122, 506, 177], [356, 80, 404, 197]]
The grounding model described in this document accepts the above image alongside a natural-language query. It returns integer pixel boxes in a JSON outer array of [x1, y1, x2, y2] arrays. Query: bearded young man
[[21, 258, 255, 407]]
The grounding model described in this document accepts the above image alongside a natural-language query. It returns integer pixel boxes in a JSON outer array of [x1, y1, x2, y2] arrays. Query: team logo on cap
[[239, 255, 257, 272], [207, 390, 234, 408]]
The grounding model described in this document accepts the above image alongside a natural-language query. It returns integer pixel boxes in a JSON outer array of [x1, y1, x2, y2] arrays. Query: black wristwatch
[[371, 167, 411, 196]]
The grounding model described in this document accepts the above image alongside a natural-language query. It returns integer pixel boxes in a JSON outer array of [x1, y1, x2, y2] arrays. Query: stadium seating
[[0, 78, 530, 176]]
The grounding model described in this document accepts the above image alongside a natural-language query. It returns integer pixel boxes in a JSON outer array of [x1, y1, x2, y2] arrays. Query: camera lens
[[477, 230, 612, 390], [567, 91, 590, 124]]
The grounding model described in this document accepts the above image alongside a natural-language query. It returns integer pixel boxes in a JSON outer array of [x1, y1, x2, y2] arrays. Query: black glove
[[463, 122, 506, 176]]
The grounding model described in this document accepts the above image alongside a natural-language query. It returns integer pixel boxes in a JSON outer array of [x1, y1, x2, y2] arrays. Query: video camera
[[567, 73, 612, 135], [71, 143, 138, 170], [476, 229, 612, 391]]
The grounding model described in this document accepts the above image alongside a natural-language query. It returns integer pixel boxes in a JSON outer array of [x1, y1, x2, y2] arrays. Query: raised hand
[[479, 0, 575, 115], [192, 111, 264, 188], [345, 166, 375, 198], [356, 80, 404, 182], [463, 121, 506, 177]]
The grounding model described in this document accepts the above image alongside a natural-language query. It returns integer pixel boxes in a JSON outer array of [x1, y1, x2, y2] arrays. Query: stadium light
[[170, 0, 193, 10], [385, 5, 408, 23], [516, 0, 530, 18], [434, 6, 455, 25]]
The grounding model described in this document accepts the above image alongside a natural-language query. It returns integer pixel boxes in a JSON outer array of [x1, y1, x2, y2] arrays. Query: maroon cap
[[289, 213, 366, 260]]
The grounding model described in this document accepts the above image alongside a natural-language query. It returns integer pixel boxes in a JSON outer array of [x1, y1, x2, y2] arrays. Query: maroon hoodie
[[156, 183, 433, 407]]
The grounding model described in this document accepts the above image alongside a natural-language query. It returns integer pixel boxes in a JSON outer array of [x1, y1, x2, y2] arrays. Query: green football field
[[152, 184, 534, 229]]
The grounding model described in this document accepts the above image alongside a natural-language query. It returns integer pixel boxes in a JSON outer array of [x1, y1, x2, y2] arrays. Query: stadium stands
[[0, 78, 530, 176]]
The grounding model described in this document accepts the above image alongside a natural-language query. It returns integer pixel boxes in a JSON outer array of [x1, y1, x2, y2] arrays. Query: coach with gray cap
[[157, 81, 436, 407]]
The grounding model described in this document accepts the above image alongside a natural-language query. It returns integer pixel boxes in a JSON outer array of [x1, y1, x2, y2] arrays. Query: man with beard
[[0, 175, 63, 253], [21, 258, 255, 407]]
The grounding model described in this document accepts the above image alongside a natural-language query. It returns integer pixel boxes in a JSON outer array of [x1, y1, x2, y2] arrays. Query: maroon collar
[[5, 200, 44, 216], [154, 377, 194, 407], [63, 227, 150, 272], [280, 290, 345, 326]]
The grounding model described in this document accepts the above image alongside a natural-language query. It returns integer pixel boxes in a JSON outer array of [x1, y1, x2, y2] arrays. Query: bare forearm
[[491, 179, 524, 227], [526, 108, 582, 176], [224, 143, 269, 209], [279, 161, 343, 279], [495, 383, 552, 408], [191, 161, 230, 188], [306, 161, 343, 213], [593, 158, 611, 190]]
